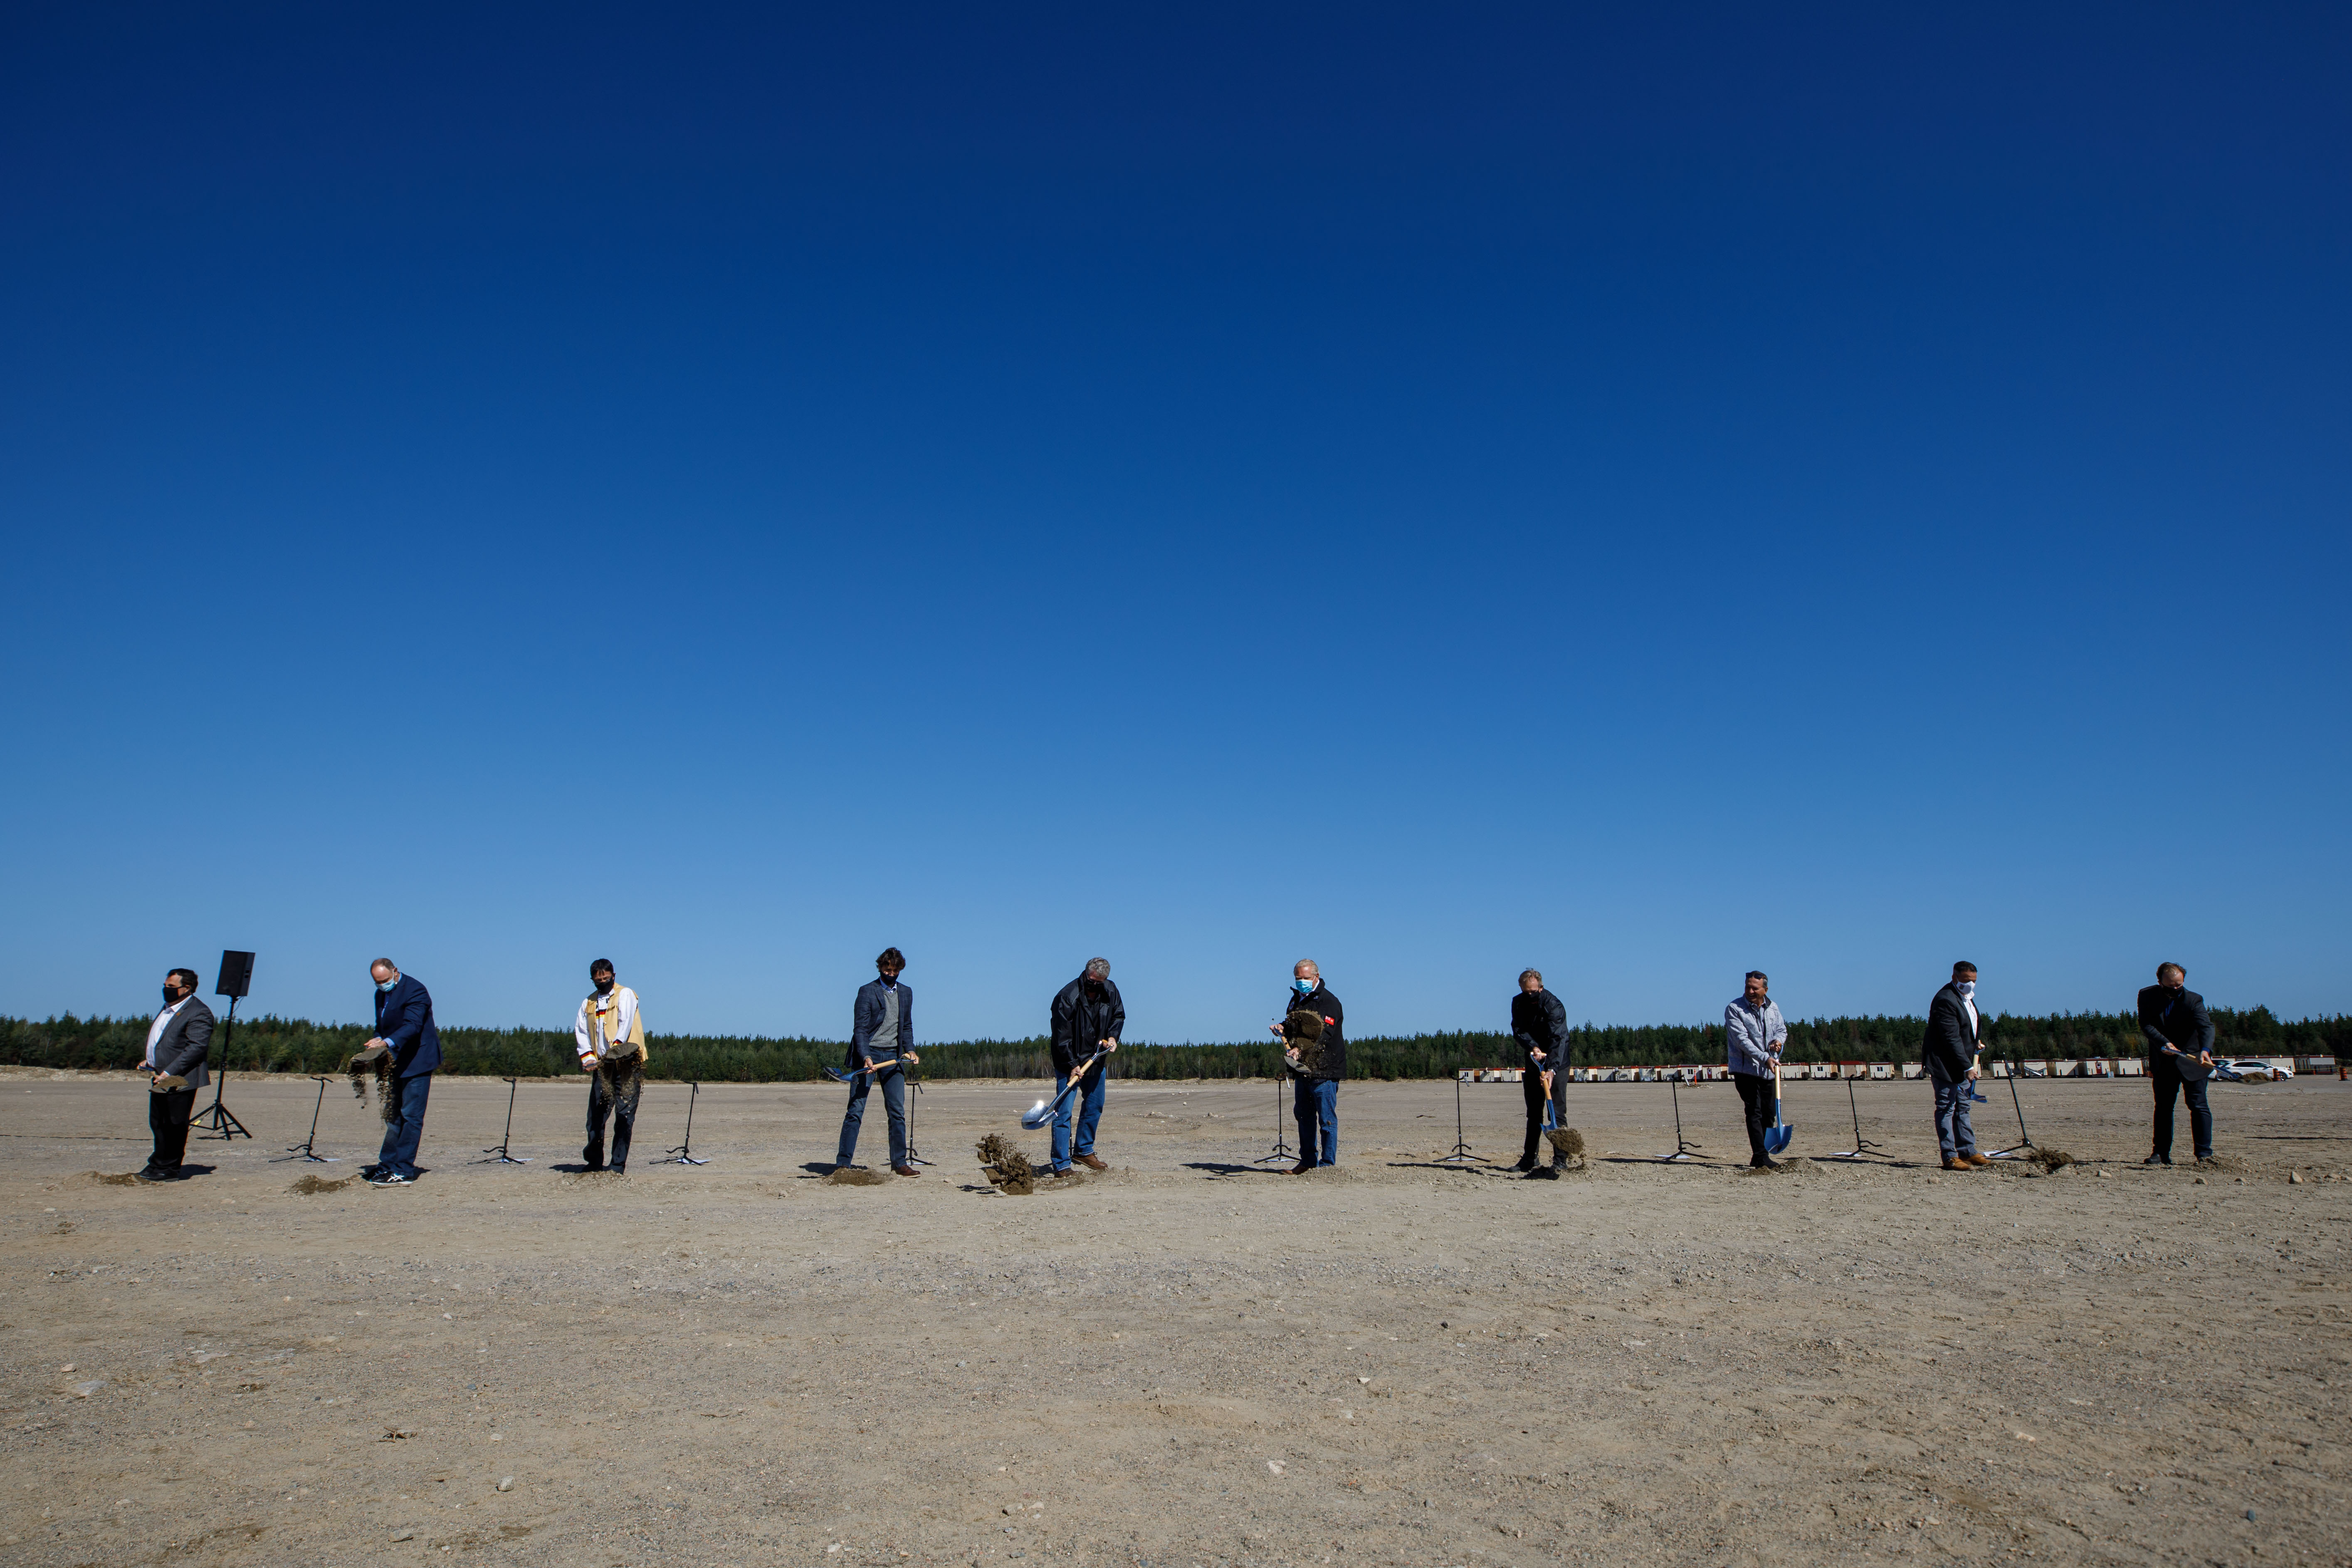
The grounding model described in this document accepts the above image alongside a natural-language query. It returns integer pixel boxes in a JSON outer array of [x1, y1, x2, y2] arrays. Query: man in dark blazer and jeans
[[2138, 961, 2216, 1164], [362, 958, 442, 1185], [1922, 961, 1989, 1170], [836, 948, 919, 1177], [138, 967, 215, 1181]]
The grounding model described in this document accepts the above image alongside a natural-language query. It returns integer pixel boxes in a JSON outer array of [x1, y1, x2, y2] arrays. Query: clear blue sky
[[4, 4, 2346, 1040]]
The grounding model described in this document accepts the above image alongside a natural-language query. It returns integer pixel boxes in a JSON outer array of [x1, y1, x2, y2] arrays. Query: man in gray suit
[[138, 967, 215, 1181]]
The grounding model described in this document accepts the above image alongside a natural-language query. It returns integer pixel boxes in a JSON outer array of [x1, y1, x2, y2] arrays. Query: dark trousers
[[1295, 1078, 1338, 1166], [1520, 1057, 1569, 1165], [836, 1065, 907, 1166], [585, 1057, 643, 1170], [2150, 1062, 2213, 1161], [1732, 1072, 1774, 1163], [376, 1072, 432, 1178], [146, 1086, 196, 1173]]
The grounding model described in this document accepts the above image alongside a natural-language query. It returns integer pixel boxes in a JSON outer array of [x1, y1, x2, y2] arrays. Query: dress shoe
[[1289, 1161, 1313, 1175], [1942, 1157, 1974, 1171], [1752, 1157, 1780, 1170], [893, 1163, 919, 1177], [1511, 1158, 1538, 1173], [1961, 1153, 1994, 1168], [2143, 1153, 2169, 1166], [1077, 1154, 1108, 1171], [134, 1168, 169, 1183]]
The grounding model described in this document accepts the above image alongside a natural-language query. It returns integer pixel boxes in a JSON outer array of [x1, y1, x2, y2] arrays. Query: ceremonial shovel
[[1020, 1052, 1105, 1130], [1763, 1062, 1794, 1156]]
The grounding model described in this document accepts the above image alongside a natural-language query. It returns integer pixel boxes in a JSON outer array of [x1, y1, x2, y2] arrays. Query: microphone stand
[[652, 1082, 709, 1165], [272, 1076, 335, 1163], [477, 1077, 530, 1164]]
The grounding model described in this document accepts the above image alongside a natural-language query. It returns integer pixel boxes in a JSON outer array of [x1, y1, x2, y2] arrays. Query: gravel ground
[[2, 1066, 2347, 1568]]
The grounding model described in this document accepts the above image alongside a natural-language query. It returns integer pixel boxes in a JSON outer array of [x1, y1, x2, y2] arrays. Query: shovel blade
[[1020, 1099, 1052, 1129], [1764, 1123, 1794, 1154]]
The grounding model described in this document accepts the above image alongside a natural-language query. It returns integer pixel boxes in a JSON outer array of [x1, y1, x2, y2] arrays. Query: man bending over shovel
[[1047, 958, 1124, 1175]]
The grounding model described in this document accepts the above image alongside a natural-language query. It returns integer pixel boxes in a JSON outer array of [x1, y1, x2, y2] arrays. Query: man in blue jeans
[[1046, 958, 1124, 1174], [361, 958, 442, 1186], [836, 948, 919, 1177], [1274, 959, 1346, 1171], [1921, 961, 1989, 1170]]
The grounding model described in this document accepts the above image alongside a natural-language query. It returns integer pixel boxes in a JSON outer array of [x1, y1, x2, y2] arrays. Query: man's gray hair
[[1084, 957, 1111, 980], [371, 957, 398, 975], [1294, 958, 1319, 976]]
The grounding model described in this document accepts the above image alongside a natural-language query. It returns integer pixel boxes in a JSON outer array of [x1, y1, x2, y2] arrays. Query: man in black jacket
[[1511, 969, 1571, 1172], [138, 968, 215, 1181], [1275, 960, 1346, 1171], [1921, 962, 1988, 1170], [2138, 961, 2216, 1164], [1047, 958, 1124, 1174]]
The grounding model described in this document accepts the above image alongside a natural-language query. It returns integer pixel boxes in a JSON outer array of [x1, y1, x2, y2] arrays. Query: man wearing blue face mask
[[360, 958, 442, 1185], [1270, 959, 1345, 1172], [1921, 962, 1988, 1170]]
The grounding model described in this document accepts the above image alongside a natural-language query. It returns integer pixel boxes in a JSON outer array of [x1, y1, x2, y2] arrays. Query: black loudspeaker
[[215, 951, 255, 999]]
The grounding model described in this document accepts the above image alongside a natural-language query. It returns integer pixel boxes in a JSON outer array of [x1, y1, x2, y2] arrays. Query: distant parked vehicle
[[2016, 1063, 2048, 1078], [2222, 1059, 2291, 1083]]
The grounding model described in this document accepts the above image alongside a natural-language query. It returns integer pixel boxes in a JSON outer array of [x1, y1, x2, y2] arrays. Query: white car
[[2223, 1059, 2292, 1083]]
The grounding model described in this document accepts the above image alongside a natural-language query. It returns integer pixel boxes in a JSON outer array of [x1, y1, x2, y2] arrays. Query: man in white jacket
[[575, 958, 646, 1173]]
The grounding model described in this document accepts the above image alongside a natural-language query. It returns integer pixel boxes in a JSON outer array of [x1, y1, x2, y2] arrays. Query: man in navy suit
[[361, 958, 442, 1185]]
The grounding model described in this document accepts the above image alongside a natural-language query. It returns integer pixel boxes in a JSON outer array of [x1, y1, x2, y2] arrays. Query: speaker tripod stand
[[191, 992, 252, 1141]]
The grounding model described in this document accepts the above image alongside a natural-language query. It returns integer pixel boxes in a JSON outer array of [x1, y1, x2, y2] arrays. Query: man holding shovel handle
[[1724, 970, 1789, 1169], [835, 948, 919, 1177], [1046, 958, 1124, 1175]]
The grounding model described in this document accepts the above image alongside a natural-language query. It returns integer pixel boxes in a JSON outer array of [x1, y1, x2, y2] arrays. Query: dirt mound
[[2194, 1154, 2250, 1174], [2026, 1148, 2075, 1170], [80, 1171, 138, 1187], [288, 1173, 356, 1195], [975, 1134, 1035, 1195], [824, 1167, 891, 1186]]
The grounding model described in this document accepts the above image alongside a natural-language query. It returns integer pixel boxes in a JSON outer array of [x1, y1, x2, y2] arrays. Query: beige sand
[[3, 1066, 2346, 1567]]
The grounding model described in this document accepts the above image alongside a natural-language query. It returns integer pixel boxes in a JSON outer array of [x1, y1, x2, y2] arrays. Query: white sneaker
[[366, 1170, 412, 1186]]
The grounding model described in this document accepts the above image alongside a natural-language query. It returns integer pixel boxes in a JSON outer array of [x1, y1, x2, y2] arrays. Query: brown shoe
[[1289, 1161, 1313, 1175], [1942, 1157, 1974, 1171], [1962, 1153, 1994, 1168], [1077, 1154, 1108, 1171], [893, 1164, 919, 1178]]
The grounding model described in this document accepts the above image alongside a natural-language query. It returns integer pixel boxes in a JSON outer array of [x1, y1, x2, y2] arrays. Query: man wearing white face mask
[[1271, 959, 1345, 1171], [1921, 961, 1989, 1170], [360, 958, 442, 1185]]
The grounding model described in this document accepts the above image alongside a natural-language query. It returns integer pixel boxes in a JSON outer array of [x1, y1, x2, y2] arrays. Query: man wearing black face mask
[[137, 968, 215, 1181], [574, 959, 646, 1173], [1047, 958, 1124, 1174], [2138, 961, 2216, 1164]]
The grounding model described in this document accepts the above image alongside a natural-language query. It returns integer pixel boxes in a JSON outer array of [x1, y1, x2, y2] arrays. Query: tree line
[[2, 1008, 2342, 1082]]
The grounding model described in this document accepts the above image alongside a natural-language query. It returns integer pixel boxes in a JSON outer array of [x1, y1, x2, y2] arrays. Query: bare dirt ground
[[3, 1066, 2347, 1568]]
